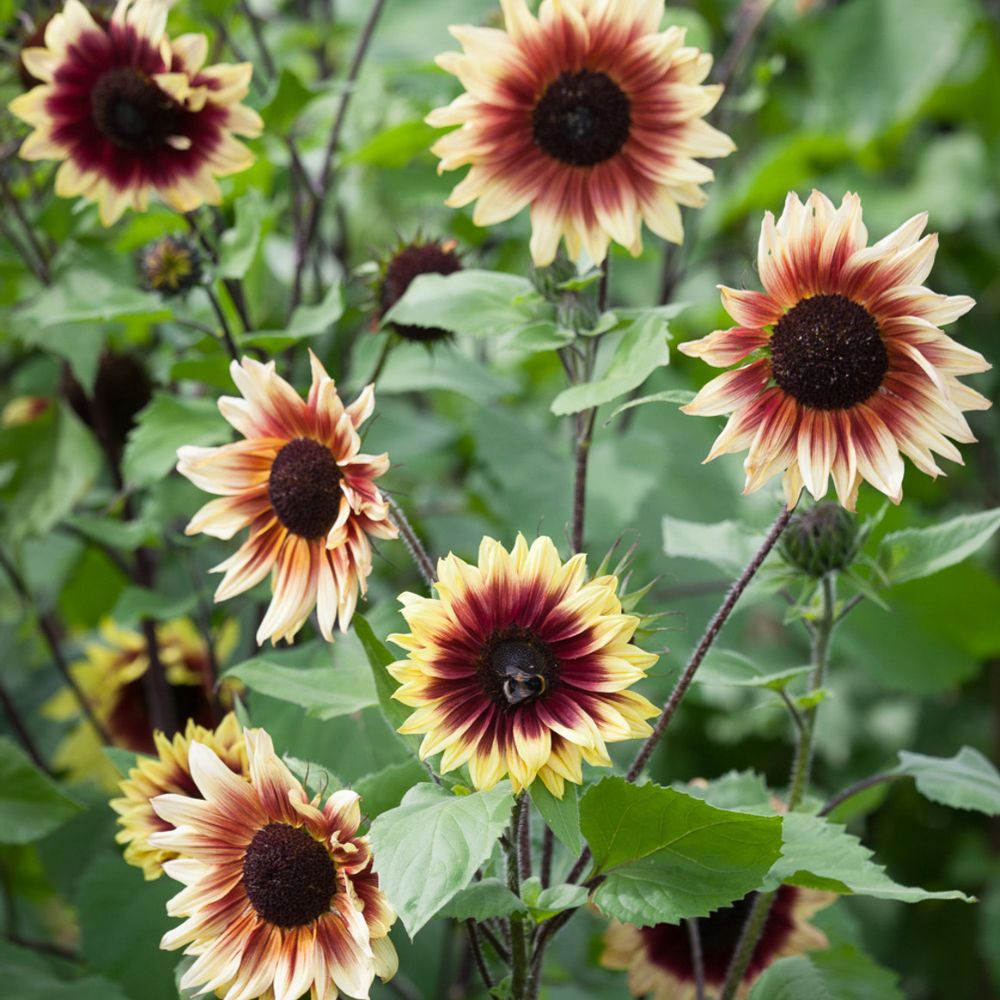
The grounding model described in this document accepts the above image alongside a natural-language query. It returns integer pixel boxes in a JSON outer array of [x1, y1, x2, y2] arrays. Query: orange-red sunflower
[[427, 0, 733, 266], [601, 886, 835, 999], [178, 353, 396, 646], [680, 191, 991, 509], [111, 712, 247, 880], [151, 729, 397, 1000], [387, 535, 659, 797], [9, 0, 261, 225]]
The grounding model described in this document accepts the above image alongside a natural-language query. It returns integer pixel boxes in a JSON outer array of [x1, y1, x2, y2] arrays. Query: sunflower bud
[[137, 235, 202, 297], [779, 502, 860, 577]]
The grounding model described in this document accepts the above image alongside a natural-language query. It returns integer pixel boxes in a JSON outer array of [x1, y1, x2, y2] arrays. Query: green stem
[[718, 573, 837, 1000], [506, 797, 528, 999]]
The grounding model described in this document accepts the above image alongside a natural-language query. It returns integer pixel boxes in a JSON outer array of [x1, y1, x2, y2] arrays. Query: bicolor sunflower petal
[[601, 885, 836, 999], [427, 0, 734, 266], [150, 728, 396, 1000], [9, 0, 262, 225], [387, 534, 659, 797], [680, 191, 991, 510], [178, 353, 397, 646]]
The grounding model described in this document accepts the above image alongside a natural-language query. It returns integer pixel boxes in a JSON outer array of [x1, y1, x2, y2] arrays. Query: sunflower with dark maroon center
[[177, 352, 397, 645], [427, 0, 734, 266], [388, 534, 659, 796], [375, 238, 463, 343], [151, 729, 397, 1000], [602, 886, 835, 999], [9, 0, 262, 225], [680, 190, 991, 509]]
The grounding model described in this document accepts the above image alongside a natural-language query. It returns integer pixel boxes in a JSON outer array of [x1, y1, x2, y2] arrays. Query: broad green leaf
[[260, 68, 320, 135], [346, 119, 440, 168], [14, 269, 171, 327], [354, 613, 413, 732], [242, 283, 344, 350], [695, 648, 811, 691], [605, 388, 695, 423], [282, 755, 342, 796], [122, 393, 229, 486], [663, 515, 765, 576], [877, 508, 1000, 584], [441, 878, 526, 921], [749, 956, 832, 1000], [218, 189, 267, 279], [0, 941, 131, 1000], [354, 760, 427, 820], [581, 779, 783, 926], [225, 657, 378, 720], [111, 585, 197, 625], [376, 342, 518, 401], [529, 779, 582, 855], [522, 879, 588, 922], [550, 311, 672, 416], [370, 782, 515, 936], [383, 269, 540, 339], [895, 747, 1000, 815], [772, 813, 972, 903], [16, 323, 105, 390], [0, 737, 82, 844], [64, 513, 152, 551], [679, 770, 774, 815], [811, 942, 904, 1000]]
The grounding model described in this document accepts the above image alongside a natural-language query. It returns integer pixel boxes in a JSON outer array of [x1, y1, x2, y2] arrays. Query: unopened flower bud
[[138, 235, 202, 297], [779, 502, 860, 577]]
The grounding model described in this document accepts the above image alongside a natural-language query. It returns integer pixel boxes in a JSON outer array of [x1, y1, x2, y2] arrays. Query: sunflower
[[9, 0, 262, 225], [680, 190, 991, 510], [151, 729, 397, 1000], [111, 712, 247, 880], [387, 534, 659, 797], [177, 353, 397, 646], [427, 0, 734, 266], [601, 886, 835, 999], [43, 617, 236, 790]]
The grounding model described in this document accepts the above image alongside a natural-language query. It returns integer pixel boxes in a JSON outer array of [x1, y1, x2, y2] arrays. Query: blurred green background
[[0, 0, 998, 997]]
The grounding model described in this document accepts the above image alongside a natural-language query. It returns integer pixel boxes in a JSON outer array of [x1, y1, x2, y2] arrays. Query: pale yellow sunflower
[[9, 0, 262, 225], [388, 534, 659, 797], [151, 729, 397, 1000], [601, 886, 836, 999], [110, 712, 247, 880], [680, 191, 991, 509], [427, 0, 734, 266], [177, 353, 397, 646]]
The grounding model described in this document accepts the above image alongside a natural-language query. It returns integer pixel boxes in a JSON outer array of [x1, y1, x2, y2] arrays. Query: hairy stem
[[507, 797, 529, 999], [386, 496, 436, 588], [465, 920, 494, 991]]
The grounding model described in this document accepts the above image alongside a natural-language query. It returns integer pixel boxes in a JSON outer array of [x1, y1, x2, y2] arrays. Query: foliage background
[[0, 0, 998, 997]]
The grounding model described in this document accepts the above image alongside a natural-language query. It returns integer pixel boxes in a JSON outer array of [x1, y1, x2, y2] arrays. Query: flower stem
[[465, 920, 495, 991], [507, 797, 529, 999], [818, 771, 905, 817], [717, 571, 837, 1000], [0, 675, 51, 776], [386, 495, 436, 588]]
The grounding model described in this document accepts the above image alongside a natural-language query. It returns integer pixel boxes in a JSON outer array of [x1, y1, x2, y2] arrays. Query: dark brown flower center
[[91, 67, 181, 152], [532, 70, 631, 167], [770, 294, 888, 410], [478, 626, 557, 710], [380, 241, 463, 343], [268, 438, 342, 540], [242, 823, 337, 928], [640, 887, 799, 986]]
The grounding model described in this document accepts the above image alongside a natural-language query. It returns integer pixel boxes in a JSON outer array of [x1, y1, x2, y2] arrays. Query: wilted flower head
[[680, 191, 991, 510], [138, 234, 202, 295], [9, 0, 262, 224], [427, 0, 734, 265]]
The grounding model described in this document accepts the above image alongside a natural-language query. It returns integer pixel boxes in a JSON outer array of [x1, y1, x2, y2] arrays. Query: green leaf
[[14, 270, 171, 327], [550, 310, 672, 416], [895, 747, 1000, 815], [877, 508, 1000, 584], [354, 613, 413, 732], [441, 878, 526, 921], [0, 941, 131, 1000], [811, 941, 904, 1000], [354, 760, 428, 820], [663, 515, 765, 576], [748, 956, 832, 1000], [111, 585, 198, 625], [103, 746, 150, 778], [605, 388, 695, 423], [243, 284, 344, 350], [695, 648, 812, 691], [122, 392, 229, 487], [218, 189, 267, 279], [225, 656, 378, 720], [772, 813, 973, 903], [377, 342, 519, 401], [346, 119, 440, 168], [679, 770, 774, 815], [383, 269, 540, 339], [63, 513, 151, 551], [370, 782, 515, 937], [529, 779, 581, 855], [524, 880, 588, 922], [581, 779, 783, 926], [260, 68, 320, 135], [0, 737, 82, 844]]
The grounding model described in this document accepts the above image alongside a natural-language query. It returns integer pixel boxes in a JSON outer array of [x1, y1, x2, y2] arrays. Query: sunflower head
[[427, 0, 734, 265], [110, 712, 247, 880], [387, 534, 659, 797], [150, 728, 397, 1000], [138, 234, 203, 296], [680, 190, 991, 510], [601, 886, 836, 998], [9, 0, 263, 225], [779, 502, 860, 578], [374, 237, 463, 343]]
